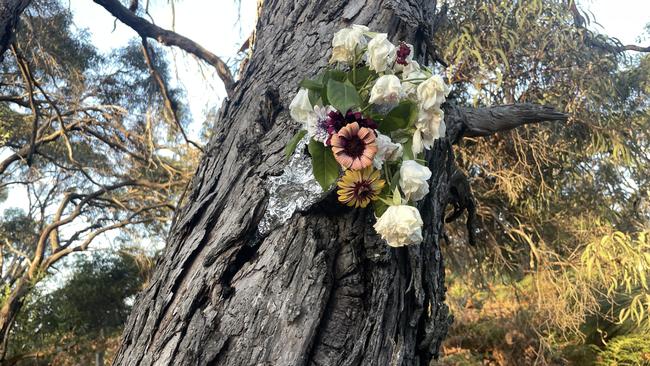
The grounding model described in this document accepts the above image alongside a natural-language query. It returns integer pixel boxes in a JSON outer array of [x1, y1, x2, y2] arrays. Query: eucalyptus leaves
[[286, 25, 450, 247]]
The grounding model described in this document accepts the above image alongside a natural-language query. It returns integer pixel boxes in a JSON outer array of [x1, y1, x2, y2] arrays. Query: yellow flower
[[337, 167, 385, 208]]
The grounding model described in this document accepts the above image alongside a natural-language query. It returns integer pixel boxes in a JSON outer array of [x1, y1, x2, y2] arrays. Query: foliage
[[6, 251, 153, 365], [595, 334, 650, 366], [0, 0, 200, 356], [433, 0, 650, 364]]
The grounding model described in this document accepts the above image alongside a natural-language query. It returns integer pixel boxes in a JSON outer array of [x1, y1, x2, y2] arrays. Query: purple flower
[[325, 110, 377, 145], [396, 42, 411, 66]]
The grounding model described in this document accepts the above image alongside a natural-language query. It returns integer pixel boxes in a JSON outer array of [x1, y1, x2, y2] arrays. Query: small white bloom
[[416, 75, 450, 111], [289, 89, 313, 124], [373, 132, 403, 169], [369, 75, 401, 105], [306, 105, 336, 144], [374, 205, 424, 247], [402, 60, 420, 76], [367, 33, 396, 73], [330, 24, 369, 64], [411, 108, 445, 155], [399, 160, 432, 201]]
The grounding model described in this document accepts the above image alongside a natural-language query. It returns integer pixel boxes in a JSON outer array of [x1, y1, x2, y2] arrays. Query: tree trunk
[[0, 0, 31, 63], [112, 1, 566, 365], [0, 277, 29, 361], [113, 1, 450, 365], [96, 328, 105, 366]]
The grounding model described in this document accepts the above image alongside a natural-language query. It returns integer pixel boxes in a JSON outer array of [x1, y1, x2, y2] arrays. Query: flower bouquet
[[285, 24, 450, 247]]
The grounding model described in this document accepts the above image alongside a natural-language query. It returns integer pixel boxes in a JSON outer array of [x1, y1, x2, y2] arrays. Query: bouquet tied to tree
[[286, 24, 450, 247]]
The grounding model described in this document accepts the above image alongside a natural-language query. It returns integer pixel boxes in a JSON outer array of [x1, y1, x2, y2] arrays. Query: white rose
[[367, 33, 396, 73], [330, 24, 369, 64], [374, 205, 424, 247], [416, 75, 450, 111], [289, 89, 313, 124], [399, 160, 432, 201], [402, 68, 426, 100], [373, 131, 403, 169], [411, 108, 445, 155], [369, 75, 401, 105]]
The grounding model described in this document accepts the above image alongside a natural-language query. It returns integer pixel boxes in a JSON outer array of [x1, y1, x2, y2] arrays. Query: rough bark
[[112, 1, 566, 365], [0, 0, 30, 64], [445, 103, 567, 142], [0, 279, 29, 360]]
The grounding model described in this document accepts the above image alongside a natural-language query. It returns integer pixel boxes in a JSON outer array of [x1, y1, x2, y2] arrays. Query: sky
[[1, 0, 649, 250]]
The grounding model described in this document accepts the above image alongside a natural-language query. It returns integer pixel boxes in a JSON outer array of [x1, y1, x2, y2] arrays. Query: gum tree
[[96, 0, 565, 365], [9, 0, 645, 364], [0, 2, 196, 359]]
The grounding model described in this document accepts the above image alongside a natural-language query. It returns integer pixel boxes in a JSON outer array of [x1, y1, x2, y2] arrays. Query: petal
[[330, 134, 343, 147], [360, 128, 375, 142], [347, 122, 360, 135], [351, 158, 364, 170], [337, 155, 354, 168], [357, 127, 370, 140], [359, 156, 373, 168], [338, 180, 354, 189], [371, 179, 385, 191]]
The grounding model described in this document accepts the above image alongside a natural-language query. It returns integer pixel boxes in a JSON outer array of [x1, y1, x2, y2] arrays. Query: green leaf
[[378, 101, 418, 134], [348, 66, 376, 87], [284, 130, 307, 160], [392, 187, 402, 205], [403, 139, 415, 160], [373, 200, 388, 217], [299, 78, 323, 90], [327, 79, 361, 114], [304, 73, 328, 104], [324, 70, 347, 83], [389, 170, 401, 192], [308, 139, 340, 190], [308, 90, 322, 106]]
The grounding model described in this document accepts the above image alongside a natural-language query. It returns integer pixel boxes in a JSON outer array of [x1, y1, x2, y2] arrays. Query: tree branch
[[140, 38, 204, 152], [566, 0, 649, 54], [445, 103, 568, 142], [11, 45, 39, 166], [92, 0, 235, 96], [616, 44, 650, 53]]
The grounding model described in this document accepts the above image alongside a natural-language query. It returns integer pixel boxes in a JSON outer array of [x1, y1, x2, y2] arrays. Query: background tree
[[430, 0, 650, 363], [5, 250, 155, 366], [0, 1, 199, 358]]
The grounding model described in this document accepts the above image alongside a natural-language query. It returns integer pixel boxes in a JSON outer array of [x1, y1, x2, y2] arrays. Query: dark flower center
[[344, 135, 366, 157], [354, 181, 373, 199]]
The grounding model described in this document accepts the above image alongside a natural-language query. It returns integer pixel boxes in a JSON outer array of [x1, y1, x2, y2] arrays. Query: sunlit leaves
[[580, 230, 650, 327]]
